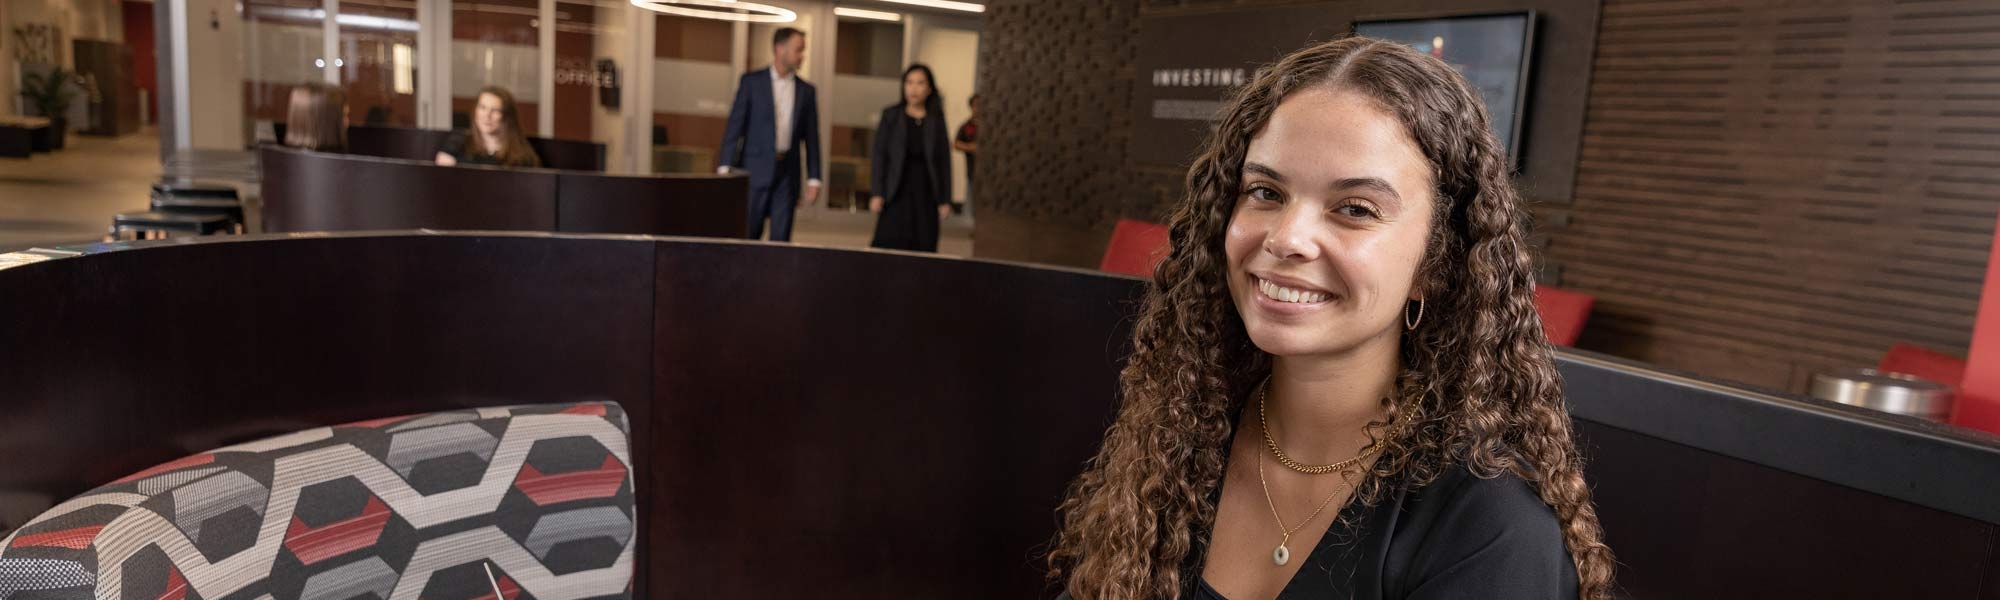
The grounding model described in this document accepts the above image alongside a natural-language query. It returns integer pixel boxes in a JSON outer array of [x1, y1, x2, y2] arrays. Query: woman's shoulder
[[1383, 462, 1576, 597], [1402, 463, 1563, 545]]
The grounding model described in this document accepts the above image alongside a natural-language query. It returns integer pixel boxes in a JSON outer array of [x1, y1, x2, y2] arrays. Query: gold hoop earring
[[1405, 298, 1425, 331]]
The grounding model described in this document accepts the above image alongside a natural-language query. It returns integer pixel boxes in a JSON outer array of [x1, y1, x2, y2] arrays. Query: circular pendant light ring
[[629, 0, 797, 23]]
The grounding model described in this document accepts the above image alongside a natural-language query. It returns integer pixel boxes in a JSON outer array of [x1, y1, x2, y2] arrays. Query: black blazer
[[871, 104, 952, 206]]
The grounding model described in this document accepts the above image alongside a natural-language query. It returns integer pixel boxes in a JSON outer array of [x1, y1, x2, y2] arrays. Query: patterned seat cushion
[[0, 402, 635, 600]]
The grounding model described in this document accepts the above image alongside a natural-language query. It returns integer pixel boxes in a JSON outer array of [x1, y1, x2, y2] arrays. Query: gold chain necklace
[[1258, 377, 1388, 475], [1256, 445, 1348, 566]]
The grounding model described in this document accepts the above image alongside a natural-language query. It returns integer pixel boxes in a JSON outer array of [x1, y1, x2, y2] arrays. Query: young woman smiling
[[1048, 37, 1615, 600]]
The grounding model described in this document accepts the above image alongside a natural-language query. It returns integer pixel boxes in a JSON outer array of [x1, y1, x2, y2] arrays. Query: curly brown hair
[[1047, 37, 1615, 599]]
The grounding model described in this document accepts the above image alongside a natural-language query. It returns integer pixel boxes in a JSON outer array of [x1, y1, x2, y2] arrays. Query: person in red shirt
[[952, 94, 980, 215]]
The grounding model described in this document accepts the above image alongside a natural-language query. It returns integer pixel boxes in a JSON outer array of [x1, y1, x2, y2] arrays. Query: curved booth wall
[[260, 146, 748, 237], [0, 233, 1996, 597], [346, 124, 608, 172]]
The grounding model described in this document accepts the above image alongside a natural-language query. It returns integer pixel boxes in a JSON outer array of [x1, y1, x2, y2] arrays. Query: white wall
[[242, 21, 321, 89], [1, 0, 128, 113], [3, 0, 76, 115], [916, 24, 976, 203], [828, 73, 895, 128], [181, 0, 243, 148], [243, 21, 539, 102], [68, 0, 119, 41], [1, 0, 15, 115], [453, 40, 538, 102], [651, 56, 733, 116], [590, 5, 627, 168]]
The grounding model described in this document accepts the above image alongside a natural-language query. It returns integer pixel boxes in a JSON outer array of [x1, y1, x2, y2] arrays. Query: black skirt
[[871, 115, 941, 252]]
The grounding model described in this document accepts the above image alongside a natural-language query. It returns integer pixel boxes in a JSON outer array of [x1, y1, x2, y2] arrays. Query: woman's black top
[[438, 131, 507, 167], [868, 106, 952, 252], [1187, 463, 1578, 599], [1055, 461, 1578, 599]]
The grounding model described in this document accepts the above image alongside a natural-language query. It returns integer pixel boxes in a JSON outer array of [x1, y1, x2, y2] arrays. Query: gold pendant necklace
[[1252, 375, 1392, 566], [1256, 444, 1347, 566]]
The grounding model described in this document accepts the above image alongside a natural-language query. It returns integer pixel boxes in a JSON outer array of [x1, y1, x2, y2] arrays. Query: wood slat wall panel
[[1554, 0, 1997, 391], [1557, 235, 1983, 317], [976, 0, 1604, 268]]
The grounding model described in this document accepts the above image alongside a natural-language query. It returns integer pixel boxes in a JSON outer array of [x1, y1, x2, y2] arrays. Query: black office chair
[[110, 211, 232, 240], [149, 180, 244, 233]]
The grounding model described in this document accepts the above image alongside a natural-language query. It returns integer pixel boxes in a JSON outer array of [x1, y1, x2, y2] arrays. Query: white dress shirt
[[721, 67, 819, 187], [772, 68, 796, 154]]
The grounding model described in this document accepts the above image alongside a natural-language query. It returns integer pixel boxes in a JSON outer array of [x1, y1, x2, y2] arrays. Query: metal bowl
[[1809, 369, 1954, 421]]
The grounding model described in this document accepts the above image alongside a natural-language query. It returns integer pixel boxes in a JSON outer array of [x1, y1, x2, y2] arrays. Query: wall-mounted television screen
[[1355, 11, 1536, 167]]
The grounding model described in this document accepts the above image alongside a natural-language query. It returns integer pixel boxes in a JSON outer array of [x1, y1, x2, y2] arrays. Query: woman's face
[[903, 70, 932, 106], [475, 93, 505, 136], [1224, 87, 1435, 360]]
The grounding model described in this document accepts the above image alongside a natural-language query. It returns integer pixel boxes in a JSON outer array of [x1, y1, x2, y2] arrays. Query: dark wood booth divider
[[346, 124, 608, 172], [557, 172, 748, 237], [2, 233, 1997, 598], [263, 147, 559, 231], [0, 233, 1136, 598], [260, 146, 748, 238]]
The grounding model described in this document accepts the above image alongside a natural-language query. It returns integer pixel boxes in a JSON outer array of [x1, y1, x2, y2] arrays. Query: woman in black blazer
[[868, 64, 953, 252]]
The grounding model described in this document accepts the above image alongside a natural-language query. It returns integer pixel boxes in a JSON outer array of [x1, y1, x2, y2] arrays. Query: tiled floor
[[786, 205, 977, 257], [0, 129, 162, 252], [0, 129, 975, 256]]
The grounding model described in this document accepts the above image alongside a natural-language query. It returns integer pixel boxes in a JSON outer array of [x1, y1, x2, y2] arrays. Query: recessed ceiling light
[[869, 0, 982, 13], [834, 6, 901, 21]]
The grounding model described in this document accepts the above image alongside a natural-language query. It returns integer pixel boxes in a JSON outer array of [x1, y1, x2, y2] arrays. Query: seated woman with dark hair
[[436, 86, 541, 168], [283, 82, 346, 152]]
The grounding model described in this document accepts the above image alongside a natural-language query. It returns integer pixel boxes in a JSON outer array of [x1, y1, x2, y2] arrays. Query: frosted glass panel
[[651, 58, 736, 116], [451, 42, 540, 102], [830, 74, 898, 129]]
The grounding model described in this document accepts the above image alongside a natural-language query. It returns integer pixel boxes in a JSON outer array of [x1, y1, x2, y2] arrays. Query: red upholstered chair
[[1534, 285, 1595, 347], [1879, 343, 1968, 388], [1100, 219, 1171, 277], [0, 402, 635, 600]]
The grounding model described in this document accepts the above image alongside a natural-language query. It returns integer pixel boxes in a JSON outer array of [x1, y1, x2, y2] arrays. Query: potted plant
[[20, 67, 75, 150]]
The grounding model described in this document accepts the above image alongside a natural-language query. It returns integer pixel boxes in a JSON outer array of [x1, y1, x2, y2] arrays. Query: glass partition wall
[[338, 0, 421, 127], [194, 0, 981, 180], [450, 0, 539, 132], [240, 0, 327, 144], [650, 13, 735, 174], [828, 18, 901, 210]]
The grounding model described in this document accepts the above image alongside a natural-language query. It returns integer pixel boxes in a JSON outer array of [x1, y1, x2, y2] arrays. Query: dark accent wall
[[978, 0, 2000, 394], [1543, 0, 2000, 391], [973, 0, 1602, 268]]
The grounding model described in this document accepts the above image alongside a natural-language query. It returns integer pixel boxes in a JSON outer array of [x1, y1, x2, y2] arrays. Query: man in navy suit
[[719, 27, 822, 242]]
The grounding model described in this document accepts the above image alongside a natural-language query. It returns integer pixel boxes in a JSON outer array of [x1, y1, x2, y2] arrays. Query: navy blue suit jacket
[[719, 68, 822, 189]]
